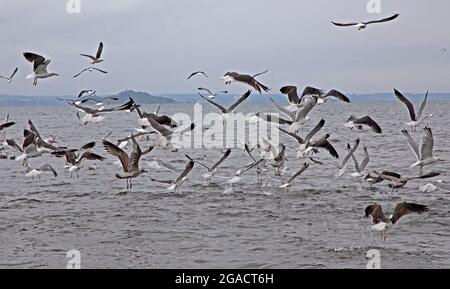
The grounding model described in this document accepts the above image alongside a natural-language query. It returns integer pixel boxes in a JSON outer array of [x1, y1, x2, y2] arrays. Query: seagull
[[332, 14, 400, 30], [151, 160, 195, 193], [0, 121, 15, 132], [279, 119, 339, 159], [300, 86, 350, 105], [394, 89, 432, 132], [199, 90, 251, 115], [132, 100, 178, 128], [73, 67, 108, 78], [222, 71, 270, 94], [102, 136, 153, 189], [349, 145, 370, 178], [225, 158, 265, 192], [337, 138, 360, 177], [402, 126, 444, 175], [0, 67, 18, 84], [248, 112, 293, 126], [80, 42, 104, 64], [365, 202, 428, 241], [186, 149, 231, 184], [279, 86, 304, 111], [58, 96, 119, 107], [78, 90, 96, 98], [142, 113, 195, 147], [51, 142, 105, 177], [197, 87, 228, 99], [23, 52, 59, 86], [368, 171, 440, 189], [289, 95, 318, 132], [25, 164, 58, 180], [66, 98, 134, 125], [187, 71, 208, 79], [278, 163, 309, 189], [14, 124, 60, 167], [345, 115, 382, 134]]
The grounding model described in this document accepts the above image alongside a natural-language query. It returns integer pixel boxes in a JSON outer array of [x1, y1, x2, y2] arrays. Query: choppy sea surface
[[0, 100, 449, 269]]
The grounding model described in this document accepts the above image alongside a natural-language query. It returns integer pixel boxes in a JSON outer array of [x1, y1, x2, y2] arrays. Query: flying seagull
[[0, 67, 18, 84], [131, 100, 178, 128], [73, 67, 108, 78], [66, 98, 134, 125], [187, 71, 208, 79], [23, 52, 59, 86], [394, 89, 432, 132], [0, 121, 15, 132], [186, 149, 232, 184], [279, 119, 339, 159], [332, 14, 399, 30], [197, 87, 228, 99], [78, 90, 96, 98], [345, 115, 382, 134], [199, 90, 251, 115], [300, 86, 350, 105], [80, 42, 104, 64], [278, 163, 310, 189], [25, 164, 58, 180], [151, 160, 195, 193], [222, 71, 270, 94], [365, 202, 428, 241], [337, 138, 360, 177], [102, 136, 153, 189], [349, 145, 370, 178], [367, 171, 440, 189], [289, 95, 318, 132], [52, 142, 105, 177], [402, 126, 444, 175]]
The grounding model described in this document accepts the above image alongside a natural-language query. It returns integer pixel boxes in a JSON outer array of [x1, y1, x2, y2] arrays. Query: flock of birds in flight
[[0, 12, 448, 241]]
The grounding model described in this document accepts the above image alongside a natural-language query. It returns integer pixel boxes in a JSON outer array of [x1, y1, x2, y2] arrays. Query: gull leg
[[130, 179, 133, 189], [383, 231, 387, 241], [419, 166, 423, 177]]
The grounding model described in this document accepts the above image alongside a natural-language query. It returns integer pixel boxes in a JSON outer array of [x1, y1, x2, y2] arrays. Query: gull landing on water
[[332, 14, 399, 31], [186, 149, 232, 185], [25, 164, 58, 181], [151, 160, 195, 193], [80, 42, 104, 64], [23, 52, 59, 86], [394, 89, 432, 132], [365, 202, 428, 241], [0, 67, 18, 84]]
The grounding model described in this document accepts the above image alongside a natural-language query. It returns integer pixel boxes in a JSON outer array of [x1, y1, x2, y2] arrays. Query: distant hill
[[1, 91, 449, 106], [0, 89, 177, 106], [114, 89, 177, 104]]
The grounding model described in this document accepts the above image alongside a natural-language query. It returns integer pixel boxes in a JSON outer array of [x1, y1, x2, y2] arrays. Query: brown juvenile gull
[[365, 202, 428, 241], [102, 135, 153, 189]]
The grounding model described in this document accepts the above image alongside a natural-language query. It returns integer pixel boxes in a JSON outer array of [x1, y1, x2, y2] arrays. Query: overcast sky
[[0, 0, 449, 96]]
